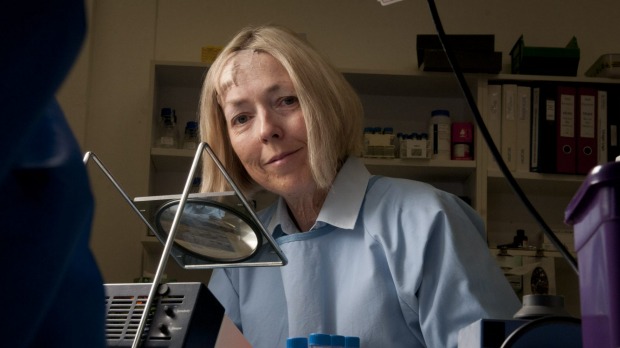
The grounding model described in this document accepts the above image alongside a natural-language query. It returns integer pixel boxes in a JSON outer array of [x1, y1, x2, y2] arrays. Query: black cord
[[425, 0, 578, 275]]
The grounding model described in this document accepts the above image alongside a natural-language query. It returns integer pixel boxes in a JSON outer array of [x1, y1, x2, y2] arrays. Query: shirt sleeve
[[209, 268, 244, 332], [416, 191, 521, 347], [367, 179, 521, 348]]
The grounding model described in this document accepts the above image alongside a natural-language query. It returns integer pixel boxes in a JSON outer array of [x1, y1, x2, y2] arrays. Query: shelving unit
[[149, 60, 483, 202], [148, 60, 612, 242], [482, 75, 619, 250], [146, 60, 618, 315]]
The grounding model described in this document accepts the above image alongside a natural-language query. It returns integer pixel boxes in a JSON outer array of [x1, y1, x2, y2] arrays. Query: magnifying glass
[[86, 143, 288, 348], [131, 140, 286, 270], [154, 198, 262, 263]]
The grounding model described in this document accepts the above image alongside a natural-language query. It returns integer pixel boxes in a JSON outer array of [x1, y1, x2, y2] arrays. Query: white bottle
[[428, 109, 451, 160]]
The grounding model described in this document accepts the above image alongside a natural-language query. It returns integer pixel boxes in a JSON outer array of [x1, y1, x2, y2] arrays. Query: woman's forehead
[[217, 50, 293, 99], [218, 50, 266, 92]]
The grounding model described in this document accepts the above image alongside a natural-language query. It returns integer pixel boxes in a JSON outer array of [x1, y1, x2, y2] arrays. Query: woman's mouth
[[266, 149, 299, 165]]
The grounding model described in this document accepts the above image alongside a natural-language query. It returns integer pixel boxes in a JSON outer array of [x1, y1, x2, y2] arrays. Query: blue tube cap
[[308, 333, 331, 346], [331, 334, 345, 347], [345, 336, 360, 348], [287, 337, 308, 348]]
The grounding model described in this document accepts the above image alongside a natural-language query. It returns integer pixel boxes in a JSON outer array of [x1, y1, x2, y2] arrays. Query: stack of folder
[[486, 81, 619, 175]]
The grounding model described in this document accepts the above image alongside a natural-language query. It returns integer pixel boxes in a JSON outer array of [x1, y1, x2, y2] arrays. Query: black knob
[[164, 305, 175, 318], [159, 323, 170, 336]]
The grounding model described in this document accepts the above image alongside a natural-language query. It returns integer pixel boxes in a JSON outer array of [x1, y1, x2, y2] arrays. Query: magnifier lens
[[155, 199, 261, 263]]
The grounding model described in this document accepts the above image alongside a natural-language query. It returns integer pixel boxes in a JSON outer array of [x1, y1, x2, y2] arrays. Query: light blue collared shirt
[[209, 156, 521, 348]]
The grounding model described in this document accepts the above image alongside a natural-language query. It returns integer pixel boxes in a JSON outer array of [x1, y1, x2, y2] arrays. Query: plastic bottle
[[157, 107, 178, 148], [182, 121, 199, 150], [428, 109, 451, 160], [363, 127, 372, 157], [382, 127, 395, 158], [330, 335, 345, 348], [395, 132, 403, 158], [308, 333, 331, 348], [344, 336, 360, 348], [287, 337, 309, 348]]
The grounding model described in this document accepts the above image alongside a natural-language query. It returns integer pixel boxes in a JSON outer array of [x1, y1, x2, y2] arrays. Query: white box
[[365, 133, 393, 147], [400, 139, 428, 159]]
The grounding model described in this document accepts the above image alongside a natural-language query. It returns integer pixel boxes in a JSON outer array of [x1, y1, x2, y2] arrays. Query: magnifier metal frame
[[84, 141, 287, 348]]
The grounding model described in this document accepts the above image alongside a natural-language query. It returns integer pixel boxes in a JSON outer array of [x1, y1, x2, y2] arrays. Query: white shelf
[[489, 247, 566, 259], [364, 158, 476, 182], [487, 168, 584, 195], [149, 147, 476, 183], [489, 73, 620, 85]]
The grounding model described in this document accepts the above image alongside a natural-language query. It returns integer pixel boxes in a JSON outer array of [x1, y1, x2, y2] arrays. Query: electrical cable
[[425, 0, 579, 275]]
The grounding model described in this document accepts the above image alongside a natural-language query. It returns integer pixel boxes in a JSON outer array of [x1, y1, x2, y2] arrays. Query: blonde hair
[[199, 25, 363, 195]]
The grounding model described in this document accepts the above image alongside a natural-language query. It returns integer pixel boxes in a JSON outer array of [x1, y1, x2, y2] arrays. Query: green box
[[510, 35, 580, 76]]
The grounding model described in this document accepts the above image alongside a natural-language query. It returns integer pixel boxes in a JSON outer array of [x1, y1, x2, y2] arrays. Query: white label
[[453, 144, 470, 158], [545, 100, 555, 121], [160, 136, 174, 146], [559, 94, 575, 138], [580, 94, 595, 138]]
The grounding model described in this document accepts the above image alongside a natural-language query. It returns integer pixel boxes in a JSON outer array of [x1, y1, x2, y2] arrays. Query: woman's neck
[[284, 187, 329, 232]]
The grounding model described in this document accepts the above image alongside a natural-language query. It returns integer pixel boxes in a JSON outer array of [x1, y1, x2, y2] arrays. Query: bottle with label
[[363, 127, 372, 157], [382, 127, 395, 158], [182, 121, 199, 150], [451, 122, 474, 160], [157, 107, 178, 148], [428, 109, 451, 160]]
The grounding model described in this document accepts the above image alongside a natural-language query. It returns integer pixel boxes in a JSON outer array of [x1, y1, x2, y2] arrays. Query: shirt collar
[[266, 156, 371, 234]]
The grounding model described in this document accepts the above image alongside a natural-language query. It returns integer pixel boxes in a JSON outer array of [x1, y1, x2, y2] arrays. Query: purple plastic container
[[565, 161, 620, 348]]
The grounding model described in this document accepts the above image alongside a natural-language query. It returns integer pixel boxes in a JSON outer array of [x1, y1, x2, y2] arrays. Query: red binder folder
[[556, 86, 577, 174], [576, 87, 598, 174]]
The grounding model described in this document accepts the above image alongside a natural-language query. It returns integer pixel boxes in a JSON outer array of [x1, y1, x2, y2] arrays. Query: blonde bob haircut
[[199, 24, 364, 195]]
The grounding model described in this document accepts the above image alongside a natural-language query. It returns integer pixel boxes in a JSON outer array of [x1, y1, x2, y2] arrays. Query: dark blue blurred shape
[[0, 0, 106, 347]]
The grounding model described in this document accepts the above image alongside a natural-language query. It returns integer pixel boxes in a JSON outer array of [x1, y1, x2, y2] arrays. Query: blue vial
[[182, 121, 199, 150], [344, 336, 360, 348], [308, 333, 331, 348], [331, 334, 345, 347], [287, 337, 309, 348]]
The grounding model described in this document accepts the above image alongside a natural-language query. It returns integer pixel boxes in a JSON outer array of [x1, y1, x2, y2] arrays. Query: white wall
[[57, 0, 620, 283], [153, 0, 619, 74]]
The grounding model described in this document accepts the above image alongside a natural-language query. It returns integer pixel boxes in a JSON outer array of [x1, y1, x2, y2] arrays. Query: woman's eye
[[232, 114, 249, 125], [281, 96, 298, 107]]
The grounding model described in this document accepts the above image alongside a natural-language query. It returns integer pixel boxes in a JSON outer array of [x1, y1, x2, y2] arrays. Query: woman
[[199, 25, 520, 348]]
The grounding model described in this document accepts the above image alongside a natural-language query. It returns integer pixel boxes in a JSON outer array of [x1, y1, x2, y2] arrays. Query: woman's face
[[218, 51, 315, 198]]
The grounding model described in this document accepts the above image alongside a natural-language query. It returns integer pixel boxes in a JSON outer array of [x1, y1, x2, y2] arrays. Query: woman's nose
[[259, 111, 283, 143]]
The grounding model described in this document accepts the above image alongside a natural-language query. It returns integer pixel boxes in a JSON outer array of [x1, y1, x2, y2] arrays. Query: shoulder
[[365, 176, 456, 210], [361, 176, 484, 237]]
